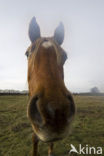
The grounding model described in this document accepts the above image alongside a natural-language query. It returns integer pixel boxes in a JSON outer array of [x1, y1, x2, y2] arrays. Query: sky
[[0, 0, 104, 92]]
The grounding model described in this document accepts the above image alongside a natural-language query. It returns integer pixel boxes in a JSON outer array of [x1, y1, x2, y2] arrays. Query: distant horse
[[26, 17, 75, 156]]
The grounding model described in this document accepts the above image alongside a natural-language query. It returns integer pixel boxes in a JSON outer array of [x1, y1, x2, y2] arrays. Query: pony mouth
[[32, 123, 70, 143]]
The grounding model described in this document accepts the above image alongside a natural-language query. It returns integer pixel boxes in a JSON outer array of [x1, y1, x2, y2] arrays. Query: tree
[[90, 87, 100, 93]]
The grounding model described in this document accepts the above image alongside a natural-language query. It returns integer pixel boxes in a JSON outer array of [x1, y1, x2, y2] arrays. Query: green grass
[[0, 95, 104, 156]]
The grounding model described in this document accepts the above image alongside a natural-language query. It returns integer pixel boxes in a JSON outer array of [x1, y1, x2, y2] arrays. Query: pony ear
[[54, 22, 64, 45], [28, 17, 41, 43]]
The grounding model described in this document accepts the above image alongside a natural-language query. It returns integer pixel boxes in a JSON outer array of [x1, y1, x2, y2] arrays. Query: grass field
[[0, 95, 104, 156]]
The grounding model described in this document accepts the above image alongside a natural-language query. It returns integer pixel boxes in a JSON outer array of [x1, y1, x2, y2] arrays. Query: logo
[[69, 144, 102, 155]]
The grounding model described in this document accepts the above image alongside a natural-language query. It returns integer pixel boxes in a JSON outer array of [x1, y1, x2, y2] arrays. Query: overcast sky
[[0, 0, 104, 92]]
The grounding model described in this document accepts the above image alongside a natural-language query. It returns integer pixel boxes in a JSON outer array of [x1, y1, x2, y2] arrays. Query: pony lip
[[26, 17, 75, 156]]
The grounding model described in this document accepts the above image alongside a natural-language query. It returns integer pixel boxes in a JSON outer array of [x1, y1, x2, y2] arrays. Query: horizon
[[0, 88, 104, 94]]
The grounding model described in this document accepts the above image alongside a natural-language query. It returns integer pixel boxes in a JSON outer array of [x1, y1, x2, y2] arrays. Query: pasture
[[0, 95, 104, 156]]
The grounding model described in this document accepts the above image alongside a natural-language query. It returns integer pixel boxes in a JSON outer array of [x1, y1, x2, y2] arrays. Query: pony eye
[[25, 51, 29, 58]]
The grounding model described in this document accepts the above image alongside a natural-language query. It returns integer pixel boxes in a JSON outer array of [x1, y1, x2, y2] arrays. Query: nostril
[[67, 95, 76, 116], [28, 96, 43, 126]]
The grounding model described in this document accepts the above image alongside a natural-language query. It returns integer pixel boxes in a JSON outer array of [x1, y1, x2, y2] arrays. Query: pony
[[25, 17, 75, 156]]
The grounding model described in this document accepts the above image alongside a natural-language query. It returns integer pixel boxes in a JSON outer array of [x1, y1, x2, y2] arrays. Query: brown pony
[[26, 17, 75, 156]]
